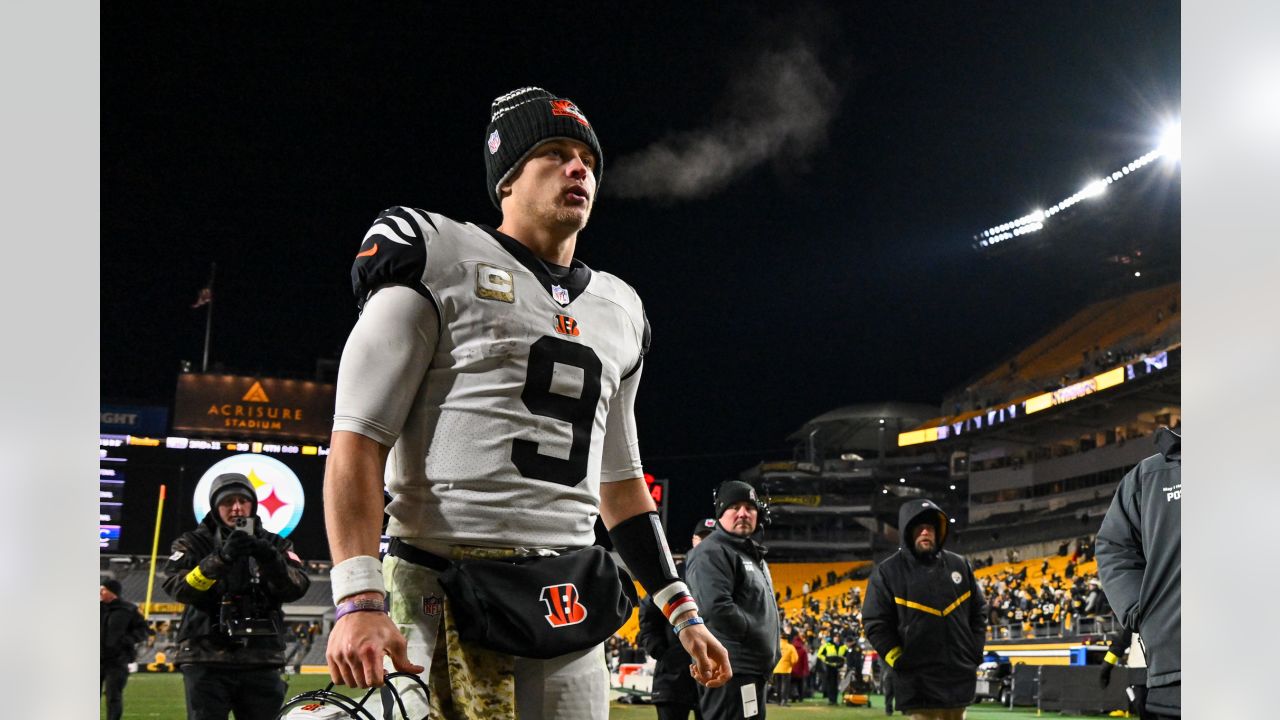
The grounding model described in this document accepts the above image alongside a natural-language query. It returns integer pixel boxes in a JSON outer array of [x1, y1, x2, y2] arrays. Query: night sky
[[101, 3, 1181, 542]]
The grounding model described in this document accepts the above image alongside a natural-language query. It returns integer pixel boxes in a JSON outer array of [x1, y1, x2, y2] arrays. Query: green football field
[[104, 672, 1102, 719]]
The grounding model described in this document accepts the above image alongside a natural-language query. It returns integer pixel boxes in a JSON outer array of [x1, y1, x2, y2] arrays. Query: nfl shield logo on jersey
[[487, 129, 501, 154], [551, 284, 570, 305], [422, 595, 443, 616]]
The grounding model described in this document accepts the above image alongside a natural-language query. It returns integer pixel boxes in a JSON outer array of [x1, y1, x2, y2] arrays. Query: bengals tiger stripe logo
[[553, 314, 580, 336], [540, 583, 588, 627]]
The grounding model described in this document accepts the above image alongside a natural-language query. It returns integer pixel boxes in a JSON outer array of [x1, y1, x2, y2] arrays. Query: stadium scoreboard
[[99, 434, 330, 559]]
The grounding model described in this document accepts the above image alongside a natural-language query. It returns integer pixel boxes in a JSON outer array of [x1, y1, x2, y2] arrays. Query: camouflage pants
[[375, 549, 609, 720]]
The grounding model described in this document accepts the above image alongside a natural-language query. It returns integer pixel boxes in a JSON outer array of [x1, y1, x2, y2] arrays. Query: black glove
[[248, 536, 271, 559], [219, 531, 257, 564], [254, 538, 293, 578], [1098, 663, 1114, 688], [250, 537, 283, 564]]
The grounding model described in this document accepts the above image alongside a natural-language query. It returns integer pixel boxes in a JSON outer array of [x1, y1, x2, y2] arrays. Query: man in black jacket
[[101, 577, 147, 720], [1097, 425, 1181, 719], [161, 472, 311, 720], [863, 499, 986, 720], [686, 481, 780, 719]]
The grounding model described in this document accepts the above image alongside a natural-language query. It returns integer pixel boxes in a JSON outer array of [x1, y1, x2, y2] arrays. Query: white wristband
[[331, 555, 385, 605], [652, 580, 690, 610]]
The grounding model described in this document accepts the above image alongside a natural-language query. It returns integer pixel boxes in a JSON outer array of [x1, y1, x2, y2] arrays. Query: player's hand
[[678, 623, 732, 688], [326, 606, 424, 688]]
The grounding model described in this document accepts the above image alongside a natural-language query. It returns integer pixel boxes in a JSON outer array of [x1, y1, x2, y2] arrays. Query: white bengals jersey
[[332, 207, 650, 548]]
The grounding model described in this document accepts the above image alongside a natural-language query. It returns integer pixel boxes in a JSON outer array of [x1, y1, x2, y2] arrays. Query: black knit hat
[[101, 577, 123, 596], [210, 472, 257, 517], [715, 480, 763, 516], [693, 518, 717, 539], [484, 86, 604, 208]]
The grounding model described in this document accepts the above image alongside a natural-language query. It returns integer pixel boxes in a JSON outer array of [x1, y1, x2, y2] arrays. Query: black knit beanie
[[715, 480, 763, 516], [210, 472, 258, 518], [484, 87, 604, 208]]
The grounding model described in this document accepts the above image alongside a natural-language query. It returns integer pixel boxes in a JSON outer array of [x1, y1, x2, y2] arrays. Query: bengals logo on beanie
[[484, 87, 604, 209]]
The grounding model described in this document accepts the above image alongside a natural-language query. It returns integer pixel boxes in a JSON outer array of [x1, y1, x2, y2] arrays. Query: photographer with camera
[[162, 473, 310, 720]]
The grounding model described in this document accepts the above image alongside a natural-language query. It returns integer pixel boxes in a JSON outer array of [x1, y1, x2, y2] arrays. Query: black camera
[[220, 592, 280, 639]]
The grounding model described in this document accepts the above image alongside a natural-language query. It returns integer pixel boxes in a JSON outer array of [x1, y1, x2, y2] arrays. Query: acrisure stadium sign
[[172, 373, 335, 441]]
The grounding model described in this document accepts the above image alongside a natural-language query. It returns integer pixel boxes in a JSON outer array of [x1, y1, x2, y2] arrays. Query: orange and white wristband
[[653, 581, 699, 625]]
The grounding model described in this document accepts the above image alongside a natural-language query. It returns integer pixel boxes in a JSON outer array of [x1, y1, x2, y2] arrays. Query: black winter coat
[[684, 523, 780, 676], [101, 597, 148, 664], [637, 594, 699, 707], [862, 500, 987, 711], [161, 513, 310, 667]]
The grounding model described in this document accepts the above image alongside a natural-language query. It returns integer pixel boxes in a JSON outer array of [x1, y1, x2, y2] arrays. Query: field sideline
[[104, 673, 1101, 719]]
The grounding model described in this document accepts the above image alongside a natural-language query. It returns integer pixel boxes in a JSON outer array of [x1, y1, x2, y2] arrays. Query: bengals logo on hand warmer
[[541, 583, 588, 627]]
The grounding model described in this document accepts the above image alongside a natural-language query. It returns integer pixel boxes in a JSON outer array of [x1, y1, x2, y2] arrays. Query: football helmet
[[276, 672, 429, 720]]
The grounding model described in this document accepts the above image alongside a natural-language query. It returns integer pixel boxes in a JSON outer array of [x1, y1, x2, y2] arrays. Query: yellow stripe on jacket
[[893, 590, 971, 617]]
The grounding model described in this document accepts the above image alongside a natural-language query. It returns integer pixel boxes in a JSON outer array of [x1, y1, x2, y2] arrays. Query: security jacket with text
[[685, 522, 781, 677], [1096, 426, 1181, 714]]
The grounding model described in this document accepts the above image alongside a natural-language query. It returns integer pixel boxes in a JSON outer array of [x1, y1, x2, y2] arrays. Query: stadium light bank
[[975, 120, 1180, 249]]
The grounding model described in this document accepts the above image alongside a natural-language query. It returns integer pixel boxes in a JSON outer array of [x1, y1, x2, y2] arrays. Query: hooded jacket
[[1096, 426, 1181, 705], [684, 521, 781, 676], [160, 475, 310, 667], [862, 499, 987, 711]]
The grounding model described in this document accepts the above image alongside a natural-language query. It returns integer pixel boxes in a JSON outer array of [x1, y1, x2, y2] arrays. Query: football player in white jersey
[[321, 88, 731, 720]]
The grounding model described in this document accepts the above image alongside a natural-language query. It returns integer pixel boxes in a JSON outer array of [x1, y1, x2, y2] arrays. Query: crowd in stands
[[971, 537, 1119, 639], [979, 564, 1113, 640]]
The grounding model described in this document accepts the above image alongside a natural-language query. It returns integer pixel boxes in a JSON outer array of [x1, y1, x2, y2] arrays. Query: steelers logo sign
[[193, 454, 306, 538]]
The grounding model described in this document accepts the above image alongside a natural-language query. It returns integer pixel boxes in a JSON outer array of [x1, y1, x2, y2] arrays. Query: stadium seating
[[953, 281, 1179, 409], [768, 561, 868, 601], [974, 552, 1096, 587]]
